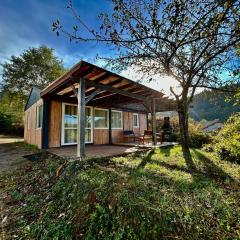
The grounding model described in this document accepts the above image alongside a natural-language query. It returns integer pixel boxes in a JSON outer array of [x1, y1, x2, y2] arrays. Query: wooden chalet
[[24, 61, 175, 158]]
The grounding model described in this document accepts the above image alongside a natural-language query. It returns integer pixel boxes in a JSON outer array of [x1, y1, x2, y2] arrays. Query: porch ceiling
[[40, 61, 176, 113]]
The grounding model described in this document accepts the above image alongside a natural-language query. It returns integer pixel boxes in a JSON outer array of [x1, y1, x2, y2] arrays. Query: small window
[[112, 111, 123, 129], [94, 108, 108, 129], [36, 104, 43, 128], [133, 113, 139, 128]]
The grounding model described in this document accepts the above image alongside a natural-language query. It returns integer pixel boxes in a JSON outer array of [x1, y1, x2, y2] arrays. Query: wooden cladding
[[25, 98, 148, 149], [24, 99, 43, 148], [48, 101, 62, 148], [94, 129, 109, 144]]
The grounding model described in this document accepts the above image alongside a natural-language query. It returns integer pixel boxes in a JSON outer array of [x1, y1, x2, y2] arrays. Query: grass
[[1, 146, 239, 239]]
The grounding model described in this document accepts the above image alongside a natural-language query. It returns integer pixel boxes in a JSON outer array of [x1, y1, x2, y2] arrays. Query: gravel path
[[0, 136, 34, 173]]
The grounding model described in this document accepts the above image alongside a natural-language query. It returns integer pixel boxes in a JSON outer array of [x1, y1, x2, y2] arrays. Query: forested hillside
[[190, 90, 240, 122]]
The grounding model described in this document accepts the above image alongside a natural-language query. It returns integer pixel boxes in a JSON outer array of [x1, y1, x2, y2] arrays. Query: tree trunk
[[178, 106, 195, 169]]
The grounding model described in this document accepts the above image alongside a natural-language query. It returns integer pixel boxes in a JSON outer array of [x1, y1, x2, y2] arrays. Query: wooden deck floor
[[48, 145, 141, 159], [47, 143, 177, 160]]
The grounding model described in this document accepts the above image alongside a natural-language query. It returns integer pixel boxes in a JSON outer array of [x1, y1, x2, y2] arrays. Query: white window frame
[[94, 108, 109, 129], [61, 103, 93, 145], [133, 113, 139, 128], [36, 104, 43, 129], [111, 110, 123, 129]]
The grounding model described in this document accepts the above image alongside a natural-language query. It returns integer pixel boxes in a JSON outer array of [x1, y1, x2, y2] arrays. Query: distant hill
[[189, 90, 240, 122]]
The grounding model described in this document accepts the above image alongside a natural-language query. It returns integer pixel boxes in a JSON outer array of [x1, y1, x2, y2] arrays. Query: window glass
[[85, 107, 92, 128], [94, 109, 108, 128], [63, 104, 93, 144], [112, 111, 122, 129], [85, 129, 91, 142], [64, 129, 77, 143], [37, 105, 43, 128], [64, 105, 77, 128], [133, 114, 139, 128]]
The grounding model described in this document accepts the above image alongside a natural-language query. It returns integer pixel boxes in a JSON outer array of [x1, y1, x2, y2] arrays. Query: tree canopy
[[0, 46, 65, 129], [1, 46, 65, 96], [53, 0, 240, 162]]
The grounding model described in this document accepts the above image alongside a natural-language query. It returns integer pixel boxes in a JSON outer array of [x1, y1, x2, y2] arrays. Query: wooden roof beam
[[81, 78, 148, 102]]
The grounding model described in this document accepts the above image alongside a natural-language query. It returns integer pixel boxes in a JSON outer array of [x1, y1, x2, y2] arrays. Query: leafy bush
[[188, 121, 212, 148], [174, 120, 212, 148], [213, 113, 240, 163], [0, 111, 13, 131]]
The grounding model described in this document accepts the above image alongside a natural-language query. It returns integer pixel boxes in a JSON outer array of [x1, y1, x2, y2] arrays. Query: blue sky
[[0, 0, 113, 69], [0, 0, 179, 95]]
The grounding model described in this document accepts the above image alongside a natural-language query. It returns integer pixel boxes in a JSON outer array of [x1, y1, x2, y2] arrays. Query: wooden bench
[[123, 130, 137, 143]]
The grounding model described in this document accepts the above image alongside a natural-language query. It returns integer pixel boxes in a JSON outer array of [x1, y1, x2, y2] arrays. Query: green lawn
[[1, 146, 239, 239]]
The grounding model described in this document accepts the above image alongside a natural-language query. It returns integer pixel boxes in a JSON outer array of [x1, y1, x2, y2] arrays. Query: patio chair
[[138, 130, 153, 145]]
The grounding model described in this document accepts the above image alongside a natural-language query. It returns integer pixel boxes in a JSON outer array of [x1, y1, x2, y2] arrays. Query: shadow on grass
[[159, 146, 173, 157], [192, 149, 233, 181], [136, 150, 155, 170], [129, 147, 234, 187]]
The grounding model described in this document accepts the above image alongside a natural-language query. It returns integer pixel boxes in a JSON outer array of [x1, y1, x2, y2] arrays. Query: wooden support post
[[152, 98, 157, 146], [109, 109, 112, 144], [146, 113, 149, 131], [42, 99, 50, 149], [77, 78, 86, 159]]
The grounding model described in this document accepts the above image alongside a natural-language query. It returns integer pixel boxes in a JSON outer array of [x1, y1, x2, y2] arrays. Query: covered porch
[[40, 61, 176, 158]]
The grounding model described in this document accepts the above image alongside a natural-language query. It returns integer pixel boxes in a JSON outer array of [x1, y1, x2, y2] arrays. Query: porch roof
[[40, 61, 176, 113]]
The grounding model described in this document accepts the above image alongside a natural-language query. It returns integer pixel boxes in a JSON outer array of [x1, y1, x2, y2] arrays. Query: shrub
[[174, 120, 212, 148], [213, 113, 240, 163], [0, 111, 13, 132], [188, 121, 212, 148]]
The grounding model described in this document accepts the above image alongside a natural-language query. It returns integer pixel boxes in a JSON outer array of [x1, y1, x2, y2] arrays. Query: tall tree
[[53, 0, 240, 162], [0, 46, 65, 126], [1, 46, 65, 96]]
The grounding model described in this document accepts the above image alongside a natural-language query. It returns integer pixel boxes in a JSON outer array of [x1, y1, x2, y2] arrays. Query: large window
[[112, 110, 123, 129], [94, 108, 108, 129], [133, 113, 139, 128], [63, 104, 78, 144], [62, 104, 93, 145], [36, 104, 43, 129]]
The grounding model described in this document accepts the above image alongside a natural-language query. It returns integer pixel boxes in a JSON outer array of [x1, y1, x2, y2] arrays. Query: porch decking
[[47, 142, 178, 160]]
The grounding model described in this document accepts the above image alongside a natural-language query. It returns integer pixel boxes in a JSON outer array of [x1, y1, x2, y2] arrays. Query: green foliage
[[0, 91, 25, 124], [188, 121, 213, 148], [1, 46, 65, 96], [174, 120, 212, 148], [1, 148, 240, 239], [0, 46, 65, 131], [213, 113, 240, 163], [0, 111, 13, 130], [190, 89, 240, 122]]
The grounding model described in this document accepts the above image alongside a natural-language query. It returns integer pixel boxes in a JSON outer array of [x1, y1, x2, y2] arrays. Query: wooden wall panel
[[94, 129, 109, 144], [139, 114, 147, 135], [112, 130, 123, 143], [24, 110, 30, 144], [24, 99, 42, 148], [123, 112, 147, 137], [48, 100, 62, 148], [123, 112, 133, 131]]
